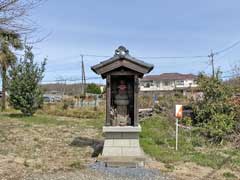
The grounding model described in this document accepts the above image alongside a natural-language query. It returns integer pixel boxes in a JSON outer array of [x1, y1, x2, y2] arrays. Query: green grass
[[84, 117, 104, 129], [223, 149, 240, 168], [0, 113, 68, 125], [0, 111, 104, 129], [140, 115, 240, 169], [223, 172, 238, 179]]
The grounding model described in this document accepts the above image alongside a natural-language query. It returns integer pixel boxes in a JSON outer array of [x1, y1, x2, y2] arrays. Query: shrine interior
[[110, 75, 134, 126]]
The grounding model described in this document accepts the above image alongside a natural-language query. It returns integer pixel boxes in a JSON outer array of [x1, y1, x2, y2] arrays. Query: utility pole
[[63, 79, 67, 97], [208, 50, 215, 78], [81, 55, 86, 96]]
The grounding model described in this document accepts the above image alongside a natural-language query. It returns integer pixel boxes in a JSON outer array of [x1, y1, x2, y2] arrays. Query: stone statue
[[112, 80, 130, 126]]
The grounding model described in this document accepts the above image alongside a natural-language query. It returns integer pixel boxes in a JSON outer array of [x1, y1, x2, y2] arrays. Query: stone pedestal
[[98, 126, 145, 167]]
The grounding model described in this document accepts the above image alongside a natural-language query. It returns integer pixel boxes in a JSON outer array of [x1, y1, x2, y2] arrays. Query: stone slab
[[98, 156, 146, 168], [103, 125, 141, 133], [102, 147, 122, 156], [113, 139, 130, 147], [100, 125, 145, 167]]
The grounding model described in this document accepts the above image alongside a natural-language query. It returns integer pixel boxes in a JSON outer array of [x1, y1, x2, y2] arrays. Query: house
[[140, 73, 198, 97]]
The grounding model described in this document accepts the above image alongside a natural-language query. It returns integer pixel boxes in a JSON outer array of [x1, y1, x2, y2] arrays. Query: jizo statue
[[113, 80, 130, 126]]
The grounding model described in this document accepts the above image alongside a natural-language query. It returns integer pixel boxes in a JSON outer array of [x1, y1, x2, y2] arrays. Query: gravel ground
[[89, 162, 174, 180], [25, 162, 174, 180]]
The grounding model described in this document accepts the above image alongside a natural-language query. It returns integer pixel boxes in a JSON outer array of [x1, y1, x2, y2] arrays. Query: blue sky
[[29, 0, 240, 83]]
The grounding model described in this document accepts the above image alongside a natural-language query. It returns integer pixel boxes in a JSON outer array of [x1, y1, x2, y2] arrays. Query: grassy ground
[[39, 103, 105, 119], [0, 110, 104, 179], [140, 115, 240, 179], [0, 110, 239, 179], [0, 109, 104, 129]]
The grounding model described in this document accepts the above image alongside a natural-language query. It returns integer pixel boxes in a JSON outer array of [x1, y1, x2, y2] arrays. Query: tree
[[0, 29, 22, 111], [225, 63, 240, 92], [8, 45, 46, 116], [192, 71, 236, 143], [0, 0, 44, 33], [86, 83, 101, 94]]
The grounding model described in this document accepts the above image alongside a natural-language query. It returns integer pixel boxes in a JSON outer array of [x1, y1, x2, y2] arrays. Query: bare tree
[[0, 0, 46, 111], [0, 0, 44, 33], [232, 63, 240, 78], [225, 62, 240, 90]]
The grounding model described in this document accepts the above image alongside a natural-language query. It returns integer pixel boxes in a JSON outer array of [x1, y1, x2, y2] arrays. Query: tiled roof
[[91, 46, 154, 75], [142, 73, 198, 81]]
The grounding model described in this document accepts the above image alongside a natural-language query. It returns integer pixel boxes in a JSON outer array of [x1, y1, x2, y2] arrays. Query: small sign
[[175, 105, 183, 119]]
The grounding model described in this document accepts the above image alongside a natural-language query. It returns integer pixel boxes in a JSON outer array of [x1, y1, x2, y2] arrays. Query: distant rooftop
[[142, 73, 198, 81]]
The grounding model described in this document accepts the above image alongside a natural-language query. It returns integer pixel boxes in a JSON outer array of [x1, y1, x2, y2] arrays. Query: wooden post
[[134, 75, 139, 126], [106, 75, 111, 126], [176, 118, 178, 151]]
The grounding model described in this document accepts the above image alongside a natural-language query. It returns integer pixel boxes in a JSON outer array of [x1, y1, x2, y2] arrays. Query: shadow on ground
[[1, 113, 36, 119], [70, 137, 104, 157], [0, 113, 25, 118]]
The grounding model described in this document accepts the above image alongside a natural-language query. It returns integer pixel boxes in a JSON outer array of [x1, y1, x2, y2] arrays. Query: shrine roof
[[91, 46, 154, 76]]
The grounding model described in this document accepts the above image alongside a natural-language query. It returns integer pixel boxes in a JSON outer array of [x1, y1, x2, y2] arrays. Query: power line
[[81, 54, 209, 60], [39, 40, 240, 83], [41, 76, 102, 83], [48, 40, 240, 61], [222, 74, 238, 79], [137, 55, 208, 59], [215, 40, 240, 55], [206, 40, 240, 78], [83, 54, 110, 58]]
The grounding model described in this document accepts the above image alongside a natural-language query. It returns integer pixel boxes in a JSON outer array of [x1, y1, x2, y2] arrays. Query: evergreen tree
[[8, 45, 46, 116], [0, 29, 22, 111]]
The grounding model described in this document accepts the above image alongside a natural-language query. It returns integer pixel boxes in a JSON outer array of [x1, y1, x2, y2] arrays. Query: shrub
[[62, 99, 74, 110], [182, 116, 192, 126], [86, 83, 101, 94], [205, 113, 235, 143], [138, 95, 153, 108], [192, 72, 236, 143], [8, 45, 46, 116]]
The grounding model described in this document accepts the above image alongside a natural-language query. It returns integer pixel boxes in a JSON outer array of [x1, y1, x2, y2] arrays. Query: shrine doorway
[[111, 75, 134, 126]]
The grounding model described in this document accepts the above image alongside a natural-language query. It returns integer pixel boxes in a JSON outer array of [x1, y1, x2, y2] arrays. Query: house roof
[[91, 46, 154, 77], [142, 73, 198, 81]]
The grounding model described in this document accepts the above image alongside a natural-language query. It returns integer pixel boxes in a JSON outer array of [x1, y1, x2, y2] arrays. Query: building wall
[[140, 79, 197, 91]]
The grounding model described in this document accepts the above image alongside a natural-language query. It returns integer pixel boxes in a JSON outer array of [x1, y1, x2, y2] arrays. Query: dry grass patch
[[0, 112, 103, 179]]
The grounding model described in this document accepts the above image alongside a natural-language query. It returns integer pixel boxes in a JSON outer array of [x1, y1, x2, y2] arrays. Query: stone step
[[98, 156, 146, 168]]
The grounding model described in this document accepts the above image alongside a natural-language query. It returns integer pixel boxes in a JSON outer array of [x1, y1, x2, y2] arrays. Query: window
[[145, 82, 150, 88], [143, 81, 153, 88], [163, 81, 170, 86], [176, 80, 184, 86]]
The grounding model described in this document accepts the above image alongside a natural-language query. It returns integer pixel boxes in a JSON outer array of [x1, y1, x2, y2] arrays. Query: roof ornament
[[115, 46, 129, 58]]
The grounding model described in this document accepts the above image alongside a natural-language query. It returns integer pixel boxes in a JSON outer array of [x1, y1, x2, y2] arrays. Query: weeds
[[140, 115, 240, 169], [223, 172, 237, 179], [39, 103, 105, 119]]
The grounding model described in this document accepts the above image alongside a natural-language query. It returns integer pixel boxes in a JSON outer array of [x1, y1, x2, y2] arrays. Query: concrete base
[[99, 125, 145, 167]]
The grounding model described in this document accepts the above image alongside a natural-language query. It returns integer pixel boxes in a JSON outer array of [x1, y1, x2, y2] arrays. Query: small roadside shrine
[[91, 46, 153, 167]]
